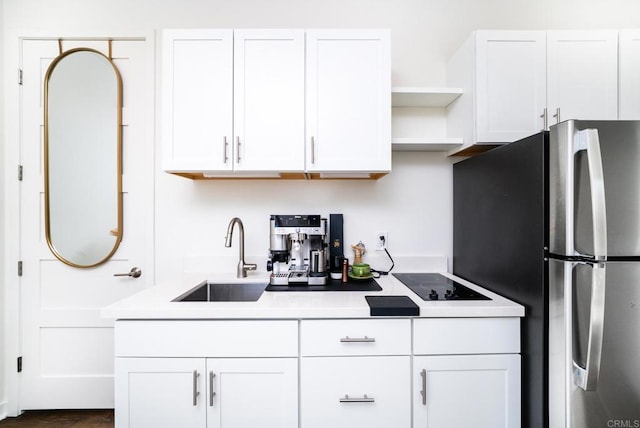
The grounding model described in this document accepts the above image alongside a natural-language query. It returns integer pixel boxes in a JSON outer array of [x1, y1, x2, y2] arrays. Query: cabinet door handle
[[236, 136, 241, 163], [223, 136, 229, 164], [420, 368, 427, 405], [540, 108, 548, 131], [209, 371, 216, 406], [311, 136, 316, 164], [552, 107, 561, 124], [340, 336, 375, 343], [192, 370, 200, 406], [340, 394, 375, 403]]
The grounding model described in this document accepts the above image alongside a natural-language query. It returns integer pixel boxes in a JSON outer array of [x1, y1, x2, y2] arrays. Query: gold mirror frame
[[44, 46, 123, 268]]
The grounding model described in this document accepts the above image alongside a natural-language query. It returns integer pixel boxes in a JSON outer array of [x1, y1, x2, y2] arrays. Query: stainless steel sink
[[173, 281, 267, 302]]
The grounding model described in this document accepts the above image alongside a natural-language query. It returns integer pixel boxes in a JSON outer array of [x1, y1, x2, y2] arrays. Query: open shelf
[[392, 87, 463, 107], [392, 137, 463, 152]]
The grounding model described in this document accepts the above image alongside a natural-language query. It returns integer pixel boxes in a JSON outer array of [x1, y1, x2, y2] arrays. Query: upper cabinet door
[[162, 29, 233, 172], [619, 30, 640, 120], [306, 30, 391, 173], [475, 31, 547, 142], [233, 30, 305, 172], [547, 31, 618, 124]]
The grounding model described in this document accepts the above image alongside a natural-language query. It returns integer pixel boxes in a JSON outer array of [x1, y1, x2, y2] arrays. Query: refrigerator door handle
[[572, 262, 606, 391], [574, 129, 607, 261]]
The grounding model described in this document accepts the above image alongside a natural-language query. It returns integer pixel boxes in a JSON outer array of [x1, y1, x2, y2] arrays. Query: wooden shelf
[[392, 87, 463, 107], [392, 138, 463, 152], [446, 143, 502, 157]]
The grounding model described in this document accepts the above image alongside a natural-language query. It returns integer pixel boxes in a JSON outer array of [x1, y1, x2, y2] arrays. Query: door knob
[[114, 267, 142, 278]]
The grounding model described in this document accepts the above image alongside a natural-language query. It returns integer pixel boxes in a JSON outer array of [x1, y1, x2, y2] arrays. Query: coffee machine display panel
[[268, 215, 328, 286]]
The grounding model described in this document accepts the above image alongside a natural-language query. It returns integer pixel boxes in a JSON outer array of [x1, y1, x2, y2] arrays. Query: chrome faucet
[[225, 217, 257, 278]]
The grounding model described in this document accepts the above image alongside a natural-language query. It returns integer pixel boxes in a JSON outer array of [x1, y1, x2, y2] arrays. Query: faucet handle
[[237, 261, 257, 278]]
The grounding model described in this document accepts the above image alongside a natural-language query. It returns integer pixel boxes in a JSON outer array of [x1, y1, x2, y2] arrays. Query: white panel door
[[413, 355, 521, 428], [547, 31, 618, 124], [233, 29, 305, 172], [475, 30, 547, 141], [300, 356, 411, 428], [306, 30, 391, 172], [19, 38, 152, 409], [619, 30, 640, 119], [115, 358, 206, 428], [207, 358, 298, 428], [161, 29, 233, 172]]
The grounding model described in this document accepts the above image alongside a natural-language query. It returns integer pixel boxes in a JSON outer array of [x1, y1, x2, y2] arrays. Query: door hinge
[[17, 356, 23, 373], [18, 261, 23, 277], [18, 165, 23, 181], [18, 68, 23, 86]]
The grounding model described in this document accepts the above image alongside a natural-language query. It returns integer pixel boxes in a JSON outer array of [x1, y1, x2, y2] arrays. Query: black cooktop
[[392, 273, 490, 301]]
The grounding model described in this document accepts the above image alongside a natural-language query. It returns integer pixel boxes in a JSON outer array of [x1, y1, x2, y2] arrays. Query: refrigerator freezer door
[[549, 120, 640, 259], [549, 259, 640, 428]]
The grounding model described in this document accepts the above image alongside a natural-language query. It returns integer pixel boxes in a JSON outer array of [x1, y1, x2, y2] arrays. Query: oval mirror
[[44, 48, 123, 267]]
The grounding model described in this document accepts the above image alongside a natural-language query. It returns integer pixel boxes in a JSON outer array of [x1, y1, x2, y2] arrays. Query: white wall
[[155, 151, 453, 284], [3, 0, 640, 85], [2, 0, 640, 415]]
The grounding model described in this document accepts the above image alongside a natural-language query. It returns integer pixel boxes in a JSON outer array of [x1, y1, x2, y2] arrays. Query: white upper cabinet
[[162, 29, 304, 175], [619, 30, 640, 119], [162, 29, 391, 178], [162, 29, 233, 172], [474, 31, 546, 144], [447, 31, 547, 151], [447, 30, 620, 153], [306, 30, 391, 174], [546, 30, 618, 123], [233, 29, 305, 172]]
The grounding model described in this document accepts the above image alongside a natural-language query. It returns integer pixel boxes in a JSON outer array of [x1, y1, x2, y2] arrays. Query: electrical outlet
[[376, 231, 388, 251]]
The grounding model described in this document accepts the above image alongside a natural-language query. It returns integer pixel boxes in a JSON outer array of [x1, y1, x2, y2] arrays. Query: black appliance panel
[[453, 131, 549, 428], [392, 273, 490, 301]]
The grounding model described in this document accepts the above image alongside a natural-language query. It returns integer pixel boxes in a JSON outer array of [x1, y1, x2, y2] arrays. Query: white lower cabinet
[[301, 356, 411, 428], [115, 357, 297, 428], [207, 358, 298, 428], [299, 319, 411, 428], [114, 317, 520, 428], [413, 355, 521, 428], [412, 318, 521, 428], [114, 320, 299, 428], [115, 357, 206, 428]]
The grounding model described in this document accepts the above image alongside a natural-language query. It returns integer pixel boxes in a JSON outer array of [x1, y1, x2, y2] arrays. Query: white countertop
[[101, 271, 524, 320]]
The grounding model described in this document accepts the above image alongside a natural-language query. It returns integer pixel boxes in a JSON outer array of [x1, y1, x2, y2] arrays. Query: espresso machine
[[267, 215, 328, 285]]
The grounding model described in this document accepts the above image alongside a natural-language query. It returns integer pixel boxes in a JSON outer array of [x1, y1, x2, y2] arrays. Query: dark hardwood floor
[[0, 410, 114, 428]]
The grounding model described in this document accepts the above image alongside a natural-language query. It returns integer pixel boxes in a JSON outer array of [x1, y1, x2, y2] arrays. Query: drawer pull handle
[[420, 369, 427, 405], [339, 394, 375, 403], [192, 370, 199, 406], [340, 336, 375, 343]]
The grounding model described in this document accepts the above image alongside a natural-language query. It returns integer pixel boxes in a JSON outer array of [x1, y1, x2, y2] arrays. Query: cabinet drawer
[[300, 319, 411, 356], [115, 320, 298, 357], [413, 317, 520, 355], [301, 356, 411, 428]]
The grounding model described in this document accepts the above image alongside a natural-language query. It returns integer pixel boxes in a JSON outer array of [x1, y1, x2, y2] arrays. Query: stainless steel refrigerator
[[453, 120, 640, 428]]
